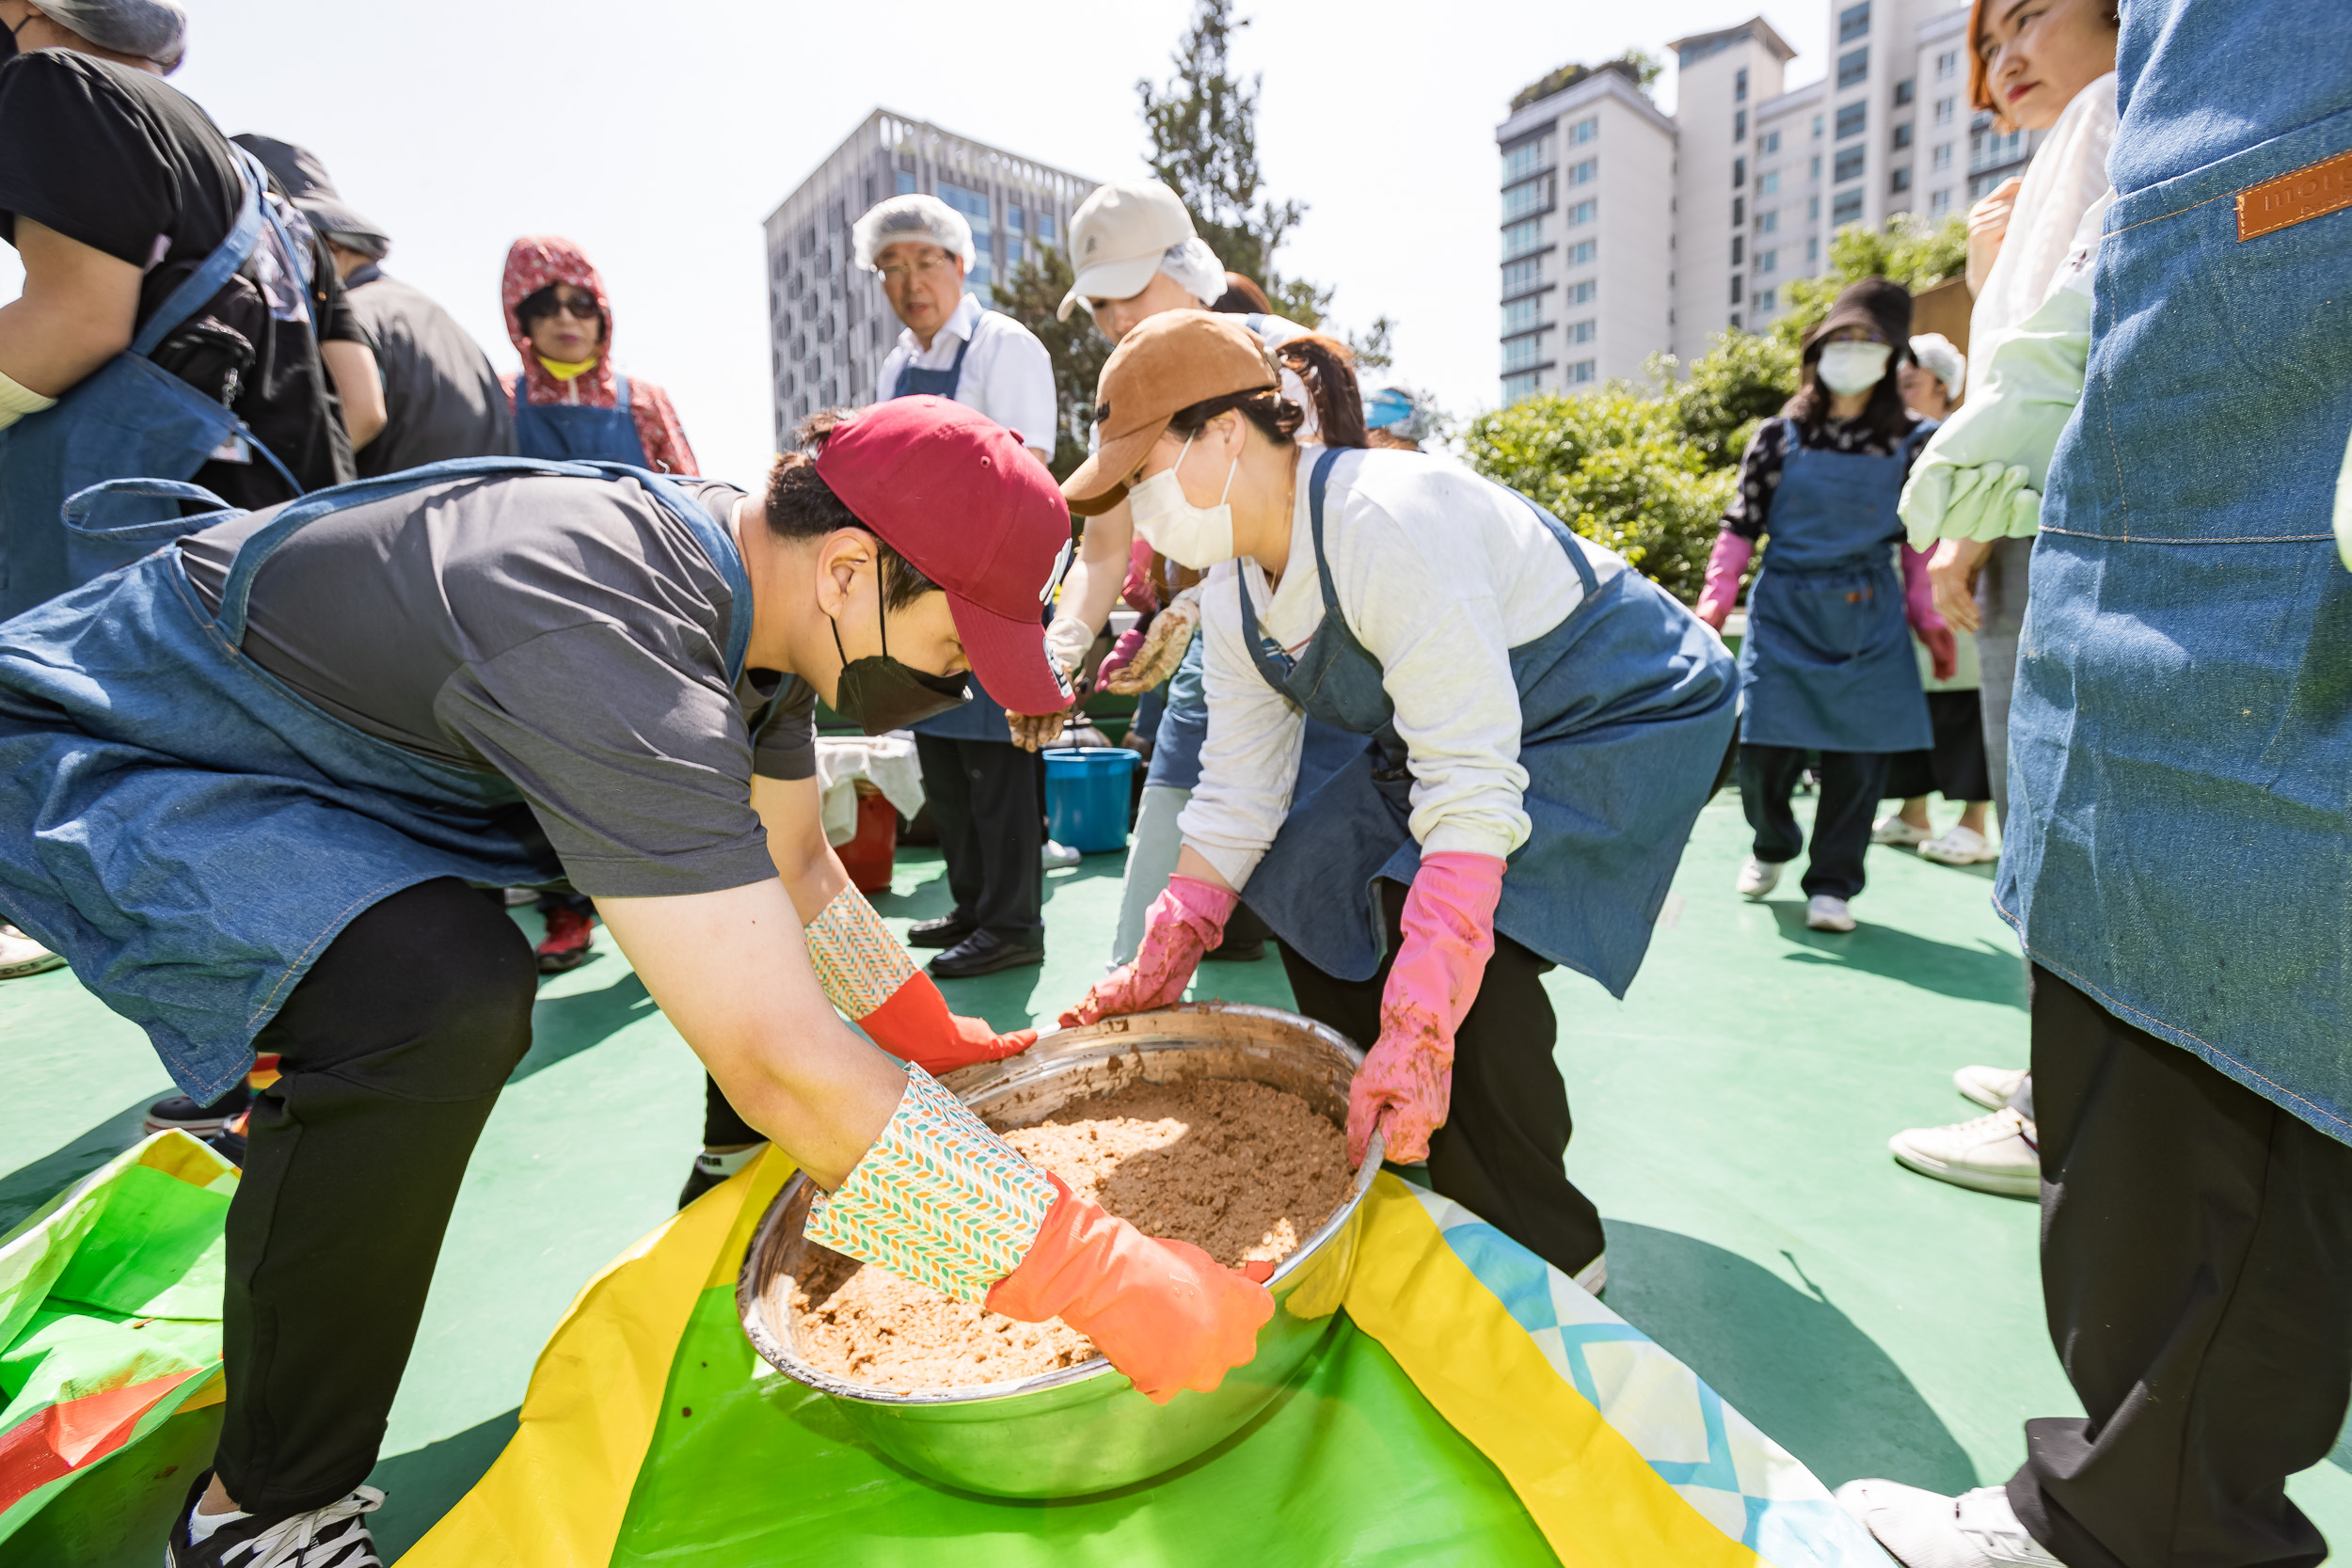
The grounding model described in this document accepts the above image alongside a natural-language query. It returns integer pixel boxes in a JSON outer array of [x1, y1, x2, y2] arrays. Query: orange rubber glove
[[805, 885, 1036, 1074], [1059, 874, 1235, 1028], [1346, 853, 1507, 1168], [986, 1174, 1275, 1403]]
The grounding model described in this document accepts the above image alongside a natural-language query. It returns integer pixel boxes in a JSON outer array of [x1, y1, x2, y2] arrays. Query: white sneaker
[[1805, 895, 1856, 931], [1871, 813, 1933, 847], [1572, 1254, 1608, 1296], [0, 925, 64, 980], [1835, 1479, 2063, 1567], [1736, 856, 1782, 899], [1041, 840, 1083, 869], [1919, 825, 1999, 865], [1954, 1065, 2029, 1111], [1889, 1107, 2041, 1198]]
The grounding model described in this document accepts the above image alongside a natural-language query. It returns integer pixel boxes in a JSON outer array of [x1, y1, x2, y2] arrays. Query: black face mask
[[830, 594, 968, 736]]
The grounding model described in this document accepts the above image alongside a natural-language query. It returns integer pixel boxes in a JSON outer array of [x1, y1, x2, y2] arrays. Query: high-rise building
[[763, 111, 1091, 447], [1495, 2, 2033, 402]]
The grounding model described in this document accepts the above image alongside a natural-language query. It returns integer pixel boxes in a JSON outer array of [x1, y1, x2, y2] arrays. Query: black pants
[[218, 879, 537, 1513], [913, 734, 1042, 940], [1279, 879, 1604, 1277], [1737, 744, 1891, 900], [2008, 967, 2352, 1568], [704, 1073, 758, 1147]]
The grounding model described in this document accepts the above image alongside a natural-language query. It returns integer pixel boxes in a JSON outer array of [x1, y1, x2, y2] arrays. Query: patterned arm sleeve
[[630, 379, 702, 478], [1720, 420, 1787, 542]]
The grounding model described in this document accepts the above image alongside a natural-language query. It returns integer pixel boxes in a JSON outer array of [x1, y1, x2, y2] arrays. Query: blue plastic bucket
[[1042, 747, 1139, 854]]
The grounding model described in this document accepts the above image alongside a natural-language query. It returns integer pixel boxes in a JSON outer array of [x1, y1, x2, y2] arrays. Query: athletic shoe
[[676, 1145, 764, 1210], [167, 1470, 386, 1566], [1041, 839, 1083, 869], [1834, 1479, 2064, 1567], [145, 1081, 253, 1136], [536, 904, 596, 974], [1572, 1254, 1608, 1296], [1736, 856, 1782, 899], [501, 886, 539, 907], [1806, 895, 1857, 932], [928, 928, 1045, 979], [1889, 1108, 2041, 1198], [0, 924, 64, 980], [907, 914, 977, 949], [1954, 1065, 2028, 1111], [1871, 813, 1933, 847], [1919, 825, 1999, 865]]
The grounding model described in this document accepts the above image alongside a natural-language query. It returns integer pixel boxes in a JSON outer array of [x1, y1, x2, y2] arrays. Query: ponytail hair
[[1275, 334, 1367, 450]]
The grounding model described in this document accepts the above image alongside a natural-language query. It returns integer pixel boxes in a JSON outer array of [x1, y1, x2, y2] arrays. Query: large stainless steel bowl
[[736, 1002, 1380, 1498]]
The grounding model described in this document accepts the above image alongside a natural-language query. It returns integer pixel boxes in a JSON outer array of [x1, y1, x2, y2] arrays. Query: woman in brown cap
[[1055, 309, 1738, 1288], [1693, 277, 1954, 934]]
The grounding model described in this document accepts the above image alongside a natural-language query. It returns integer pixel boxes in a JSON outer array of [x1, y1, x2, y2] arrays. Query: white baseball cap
[[1056, 181, 1200, 321]]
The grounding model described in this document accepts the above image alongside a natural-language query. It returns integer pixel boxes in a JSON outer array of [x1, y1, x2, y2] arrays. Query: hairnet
[[1157, 237, 1227, 307], [852, 195, 976, 274], [1364, 386, 1437, 441], [40, 0, 188, 71], [1910, 333, 1967, 398]]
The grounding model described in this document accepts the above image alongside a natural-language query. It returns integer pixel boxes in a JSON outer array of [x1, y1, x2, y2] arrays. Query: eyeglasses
[[878, 254, 957, 284], [532, 294, 602, 321]]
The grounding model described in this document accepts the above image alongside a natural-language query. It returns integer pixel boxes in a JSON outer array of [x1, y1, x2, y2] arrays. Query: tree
[[1649, 330, 1801, 469], [1772, 214, 1968, 350], [1458, 389, 1734, 605], [992, 246, 1109, 482]]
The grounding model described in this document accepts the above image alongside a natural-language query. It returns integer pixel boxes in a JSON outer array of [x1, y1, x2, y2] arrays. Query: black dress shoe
[[928, 928, 1046, 979], [908, 914, 978, 949]]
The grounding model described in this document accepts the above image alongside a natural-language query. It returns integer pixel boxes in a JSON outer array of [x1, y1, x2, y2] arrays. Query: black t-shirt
[[0, 51, 357, 509], [178, 475, 818, 898]]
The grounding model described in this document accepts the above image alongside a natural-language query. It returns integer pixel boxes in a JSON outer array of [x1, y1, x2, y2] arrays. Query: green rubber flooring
[[4, 795, 2347, 1563]]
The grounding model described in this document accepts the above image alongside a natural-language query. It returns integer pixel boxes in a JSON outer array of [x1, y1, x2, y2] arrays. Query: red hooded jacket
[[501, 236, 699, 476]]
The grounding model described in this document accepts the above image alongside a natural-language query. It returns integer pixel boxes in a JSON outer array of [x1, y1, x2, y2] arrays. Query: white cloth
[[877, 293, 1057, 462], [1968, 72, 2117, 393], [1180, 448, 1611, 888], [814, 734, 927, 847]]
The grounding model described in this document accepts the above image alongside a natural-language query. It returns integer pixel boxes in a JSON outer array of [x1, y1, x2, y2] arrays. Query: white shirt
[[1968, 72, 2118, 393], [1179, 448, 1617, 888], [877, 293, 1057, 462]]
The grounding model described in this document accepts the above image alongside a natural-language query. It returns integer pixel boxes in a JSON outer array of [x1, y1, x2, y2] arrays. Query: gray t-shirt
[[180, 473, 817, 897]]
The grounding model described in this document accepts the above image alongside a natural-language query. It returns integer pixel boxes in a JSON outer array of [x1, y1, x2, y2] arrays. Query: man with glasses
[[853, 193, 1063, 980]]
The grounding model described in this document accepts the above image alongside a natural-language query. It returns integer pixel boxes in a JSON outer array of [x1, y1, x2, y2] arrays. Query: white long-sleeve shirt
[[876, 292, 1057, 463], [1179, 448, 1617, 888], [1968, 72, 2117, 392]]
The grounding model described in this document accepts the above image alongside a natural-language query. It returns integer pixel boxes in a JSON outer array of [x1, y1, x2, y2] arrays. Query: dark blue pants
[[1737, 744, 1891, 900]]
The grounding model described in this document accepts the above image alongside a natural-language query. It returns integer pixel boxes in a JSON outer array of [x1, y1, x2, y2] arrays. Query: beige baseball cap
[[1055, 181, 1198, 322]]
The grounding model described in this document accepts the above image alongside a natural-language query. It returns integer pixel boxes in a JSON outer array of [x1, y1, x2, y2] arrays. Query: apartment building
[[764, 111, 1091, 447], [1496, 1, 2048, 401], [1493, 61, 1678, 403]]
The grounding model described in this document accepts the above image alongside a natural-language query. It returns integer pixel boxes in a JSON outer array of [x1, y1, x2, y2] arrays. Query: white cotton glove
[[0, 368, 57, 431], [2334, 420, 2352, 575], [1098, 589, 1201, 696], [1899, 280, 2093, 550]]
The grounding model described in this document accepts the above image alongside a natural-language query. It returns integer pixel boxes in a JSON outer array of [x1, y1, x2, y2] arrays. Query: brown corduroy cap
[[1060, 310, 1278, 516]]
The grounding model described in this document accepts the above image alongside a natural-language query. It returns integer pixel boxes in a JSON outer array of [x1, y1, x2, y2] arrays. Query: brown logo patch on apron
[[2237, 148, 2352, 241]]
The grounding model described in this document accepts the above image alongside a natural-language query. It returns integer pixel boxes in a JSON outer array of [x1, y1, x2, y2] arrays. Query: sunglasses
[[531, 293, 603, 321]]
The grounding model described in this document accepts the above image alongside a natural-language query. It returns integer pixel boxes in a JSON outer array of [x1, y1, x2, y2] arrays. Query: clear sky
[[5, 0, 1829, 486]]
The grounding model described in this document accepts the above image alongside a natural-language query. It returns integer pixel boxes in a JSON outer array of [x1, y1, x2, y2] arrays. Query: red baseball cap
[[812, 396, 1075, 714]]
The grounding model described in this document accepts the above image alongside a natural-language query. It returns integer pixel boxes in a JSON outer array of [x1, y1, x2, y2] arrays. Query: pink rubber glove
[[1902, 544, 1958, 681], [1121, 536, 1161, 614], [1094, 625, 1151, 689], [1060, 875, 1235, 1028], [1694, 531, 1755, 630], [1347, 853, 1506, 1168]]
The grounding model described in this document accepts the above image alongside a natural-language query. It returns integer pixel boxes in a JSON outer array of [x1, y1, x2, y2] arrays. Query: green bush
[[1459, 388, 1734, 605]]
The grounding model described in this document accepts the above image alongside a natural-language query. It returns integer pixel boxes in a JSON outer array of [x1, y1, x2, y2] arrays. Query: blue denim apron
[[0, 456, 750, 1101], [891, 341, 1013, 744], [1997, 6, 2352, 1140], [512, 372, 651, 467], [1234, 450, 1739, 993], [1736, 432, 1935, 753], [0, 149, 306, 620]]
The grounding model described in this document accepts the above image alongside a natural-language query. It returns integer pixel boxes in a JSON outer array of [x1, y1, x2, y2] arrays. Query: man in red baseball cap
[[0, 394, 1276, 1564]]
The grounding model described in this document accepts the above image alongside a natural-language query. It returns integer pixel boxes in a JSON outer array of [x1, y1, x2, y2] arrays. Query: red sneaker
[[537, 904, 596, 974]]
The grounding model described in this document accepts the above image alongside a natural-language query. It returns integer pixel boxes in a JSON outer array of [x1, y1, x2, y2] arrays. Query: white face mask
[[1126, 431, 1240, 569], [1817, 341, 1893, 397]]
